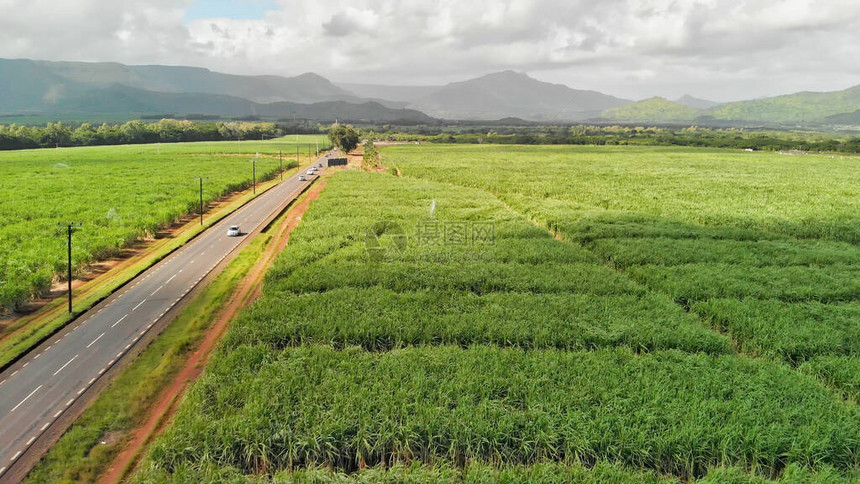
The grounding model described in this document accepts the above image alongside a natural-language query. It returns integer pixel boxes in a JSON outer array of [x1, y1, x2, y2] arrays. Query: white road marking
[[140, 330, 146, 336], [65, 399, 74, 407], [41, 422, 50, 431], [111, 314, 128, 328], [133, 300, 146, 311], [86, 332, 105, 348], [26, 436, 35, 446], [54, 410, 63, 418], [22, 362, 29, 368], [34, 353, 40, 360], [10, 451, 22, 461], [125, 343, 131, 350], [116, 351, 123, 358], [53, 355, 79, 376], [88, 377, 96, 385], [77, 387, 85, 396], [166, 274, 177, 284], [108, 359, 115, 366], [1, 466, 7, 475], [99, 368, 106, 375], [11, 385, 43, 412], [150, 285, 163, 296]]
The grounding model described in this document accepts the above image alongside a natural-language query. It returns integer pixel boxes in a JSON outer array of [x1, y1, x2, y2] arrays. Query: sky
[[2, 0, 860, 102]]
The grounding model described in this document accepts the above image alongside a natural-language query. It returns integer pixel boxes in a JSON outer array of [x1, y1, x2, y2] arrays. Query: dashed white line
[[11, 385, 42, 412], [150, 285, 163, 296], [65, 398, 74, 407], [86, 332, 105, 348], [98, 368, 106, 375], [26, 436, 35, 446], [10, 450, 22, 461], [34, 353, 41, 360], [116, 351, 123, 359], [166, 274, 177, 284], [54, 410, 63, 418], [53, 355, 79, 376], [41, 422, 50, 432], [111, 314, 128, 328], [77, 387, 86, 396], [88, 377, 96, 385], [124, 343, 131, 350], [107, 359, 115, 366], [54, 339, 61, 345], [22, 362, 29, 368], [1, 466, 7, 475], [132, 300, 146, 311]]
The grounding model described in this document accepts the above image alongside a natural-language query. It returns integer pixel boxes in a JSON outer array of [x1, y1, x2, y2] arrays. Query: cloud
[[1, 0, 860, 101]]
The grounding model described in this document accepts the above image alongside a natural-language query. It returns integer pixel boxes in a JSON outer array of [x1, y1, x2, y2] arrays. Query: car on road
[[227, 225, 241, 237], [298, 174, 307, 181], [307, 169, 315, 175]]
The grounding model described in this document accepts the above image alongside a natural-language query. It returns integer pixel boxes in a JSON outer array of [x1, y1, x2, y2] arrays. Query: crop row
[[148, 345, 860, 479]]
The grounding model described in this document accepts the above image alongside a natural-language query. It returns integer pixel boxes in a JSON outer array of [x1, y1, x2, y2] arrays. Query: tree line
[[0, 120, 280, 150], [371, 124, 860, 154]]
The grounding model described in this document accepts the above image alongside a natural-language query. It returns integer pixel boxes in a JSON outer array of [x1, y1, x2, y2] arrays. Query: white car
[[227, 225, 240, 237], [299, 174, 307, 181], [307, 169, 315, 175]]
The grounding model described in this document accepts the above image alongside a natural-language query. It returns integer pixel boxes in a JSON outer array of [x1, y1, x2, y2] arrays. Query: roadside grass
[[22, 184, 310, 484], [0, 162, 299, 371]]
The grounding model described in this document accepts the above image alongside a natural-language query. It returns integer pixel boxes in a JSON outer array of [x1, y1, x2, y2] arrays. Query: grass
[[0, 136, 328, 312], [134, 165, 860, 483], [147, 345, 860, 479], [23, 181, 314, 484]]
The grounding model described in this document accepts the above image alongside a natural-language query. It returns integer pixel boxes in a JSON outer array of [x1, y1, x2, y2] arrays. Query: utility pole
[[59, 223, 81, 313], [195, 177, 207, 225], [279, 150, 283, 180], [296, 145, 300, 166]]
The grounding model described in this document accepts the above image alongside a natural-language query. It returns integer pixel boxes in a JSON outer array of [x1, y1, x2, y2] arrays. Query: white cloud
[[1, 0, 860, 101]]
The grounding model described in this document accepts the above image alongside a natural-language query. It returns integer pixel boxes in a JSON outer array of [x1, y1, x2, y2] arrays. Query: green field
[[0, 136, 328, 312], [134, 144, 860, 483]]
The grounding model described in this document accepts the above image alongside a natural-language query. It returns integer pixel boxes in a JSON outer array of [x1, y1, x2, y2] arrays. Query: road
[[0, 157, 328, 482]]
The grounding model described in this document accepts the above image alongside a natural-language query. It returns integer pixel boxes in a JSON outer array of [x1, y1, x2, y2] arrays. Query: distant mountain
[[709, 85, 860, 124], [0, 58, 356, 106], [600, 97, 702, 123], [675, 94, 719, 110], [0, 58, 435, 123], [405, 71, 630, 121], [338, 82, 442, 104]]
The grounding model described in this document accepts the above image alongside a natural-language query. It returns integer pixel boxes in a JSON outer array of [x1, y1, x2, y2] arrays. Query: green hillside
[[601, 97, 702, 123], [710, 85, 860, 123]]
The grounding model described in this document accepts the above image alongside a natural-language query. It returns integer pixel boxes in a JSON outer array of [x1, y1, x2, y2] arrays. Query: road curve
[[0, 156, 328, 482]]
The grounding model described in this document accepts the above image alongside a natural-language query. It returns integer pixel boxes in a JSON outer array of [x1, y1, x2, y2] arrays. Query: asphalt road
[[0, 156, 328, 482]]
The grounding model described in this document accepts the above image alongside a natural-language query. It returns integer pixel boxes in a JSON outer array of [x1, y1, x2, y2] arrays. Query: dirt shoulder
[[97, 176, 330, 484]]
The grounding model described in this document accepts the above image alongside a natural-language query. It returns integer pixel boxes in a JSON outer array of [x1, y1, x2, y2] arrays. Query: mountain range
[[2, 58, 860, 127]]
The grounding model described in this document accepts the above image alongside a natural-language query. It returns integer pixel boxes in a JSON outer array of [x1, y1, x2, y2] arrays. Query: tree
[[328, 124, 360, 153]]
